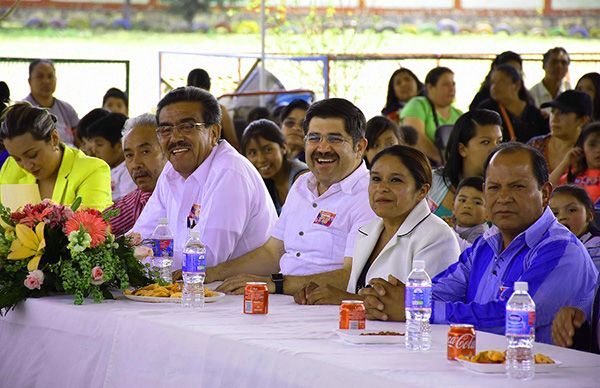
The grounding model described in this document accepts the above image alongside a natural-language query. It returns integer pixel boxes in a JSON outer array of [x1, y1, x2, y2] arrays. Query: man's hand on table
[[216, 274, 275, 294], [359, 275, 406, 322], [552, 306, 586, 348], [294, 281, 357, 305]]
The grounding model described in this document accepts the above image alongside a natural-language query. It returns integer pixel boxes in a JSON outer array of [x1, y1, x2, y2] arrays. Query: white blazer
[[347, 199, 460, 293]]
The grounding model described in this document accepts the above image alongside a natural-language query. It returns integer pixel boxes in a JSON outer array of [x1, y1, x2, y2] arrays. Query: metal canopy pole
[[259, 0, 266, 106]]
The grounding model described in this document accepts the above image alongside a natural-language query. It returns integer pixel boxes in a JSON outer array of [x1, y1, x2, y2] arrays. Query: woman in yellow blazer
[[0, 103, 112, 210]]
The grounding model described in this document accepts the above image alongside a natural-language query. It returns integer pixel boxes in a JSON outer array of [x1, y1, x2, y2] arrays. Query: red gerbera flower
[[64, 209, 108, 247]]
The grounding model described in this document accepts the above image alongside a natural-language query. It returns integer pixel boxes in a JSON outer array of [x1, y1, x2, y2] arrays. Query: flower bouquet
[[0, 198, 153, 314]]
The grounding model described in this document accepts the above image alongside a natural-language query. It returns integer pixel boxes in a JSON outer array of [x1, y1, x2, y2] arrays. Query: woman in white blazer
[[295, 145, 460, 304]]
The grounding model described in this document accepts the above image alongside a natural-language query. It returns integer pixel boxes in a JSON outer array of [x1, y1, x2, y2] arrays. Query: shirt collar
[[483, 206, 556, 253], [165, 142, 220, 182], [306, 160, 369, 197], [358, 199, 430, 237], [396, 199, 431, 236]]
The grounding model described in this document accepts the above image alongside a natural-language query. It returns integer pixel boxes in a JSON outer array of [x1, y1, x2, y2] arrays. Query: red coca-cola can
[[339, 300, 366, 330], [244, 282, 269, 314], [447, 324, 476, 360]]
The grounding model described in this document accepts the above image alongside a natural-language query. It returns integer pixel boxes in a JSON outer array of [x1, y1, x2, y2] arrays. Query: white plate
[[124, 292, 225, 304], [457, 358, 562, 374], [335, 329, 405, 344]]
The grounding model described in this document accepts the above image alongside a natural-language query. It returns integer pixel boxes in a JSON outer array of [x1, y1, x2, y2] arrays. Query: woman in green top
[[401, 67, 462, 165], [0, 103, 112, 210]]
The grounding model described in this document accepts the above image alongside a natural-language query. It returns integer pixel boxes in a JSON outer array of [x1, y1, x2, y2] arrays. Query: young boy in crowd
[[451, 176, 489, 251], [84, 112, 137, 201]]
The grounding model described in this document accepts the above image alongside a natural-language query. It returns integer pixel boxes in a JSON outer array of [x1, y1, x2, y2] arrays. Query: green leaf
[[70, 197, 82, 212]]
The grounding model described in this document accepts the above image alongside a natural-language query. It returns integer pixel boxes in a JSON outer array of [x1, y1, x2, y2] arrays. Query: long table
[[1, 293, 599, 388]]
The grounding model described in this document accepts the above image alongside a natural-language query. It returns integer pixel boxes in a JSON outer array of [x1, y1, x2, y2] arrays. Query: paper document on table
[[1, 184, 42, 211]]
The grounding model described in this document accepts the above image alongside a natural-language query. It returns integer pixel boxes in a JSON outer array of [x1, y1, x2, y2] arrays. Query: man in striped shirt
[[105, 113, 166, 236], [360, 143, 598, 344]]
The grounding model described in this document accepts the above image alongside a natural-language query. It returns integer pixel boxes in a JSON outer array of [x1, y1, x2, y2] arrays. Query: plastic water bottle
[[505, 281, 536, 380], [182, 231, 206, 309], [151, 218, 174, 283], [405, 260, 432, 351]]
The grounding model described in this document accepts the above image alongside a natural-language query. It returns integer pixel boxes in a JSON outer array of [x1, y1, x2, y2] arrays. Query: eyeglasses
[[305, 133, 348, 145], [156, 122, 206, 138]]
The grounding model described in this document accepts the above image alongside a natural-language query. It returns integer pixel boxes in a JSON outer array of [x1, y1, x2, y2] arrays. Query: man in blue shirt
[[360, 142, 598, 344]]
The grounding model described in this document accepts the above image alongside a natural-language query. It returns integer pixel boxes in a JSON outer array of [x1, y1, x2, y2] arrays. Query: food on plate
[[534, 353, 556, 364], [458, 350, 555, 364], [359, 331, 404, 336], [124, 283, 219, 298]]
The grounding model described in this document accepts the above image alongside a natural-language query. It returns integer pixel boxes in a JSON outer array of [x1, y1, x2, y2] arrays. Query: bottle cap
[[158, 217, 168, 224], [413, 260, 425, 270], [514, 281, 528, 291]]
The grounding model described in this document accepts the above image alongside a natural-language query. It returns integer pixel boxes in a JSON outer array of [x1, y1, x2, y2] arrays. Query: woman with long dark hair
[[477, 64, 549, 143], [576, 72, 600, 121], [381, 68, 423, 124], [428, 109, 502, 217]]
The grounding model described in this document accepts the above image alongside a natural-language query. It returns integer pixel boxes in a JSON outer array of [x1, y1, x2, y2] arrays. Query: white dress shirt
[[529, 79, 571, 108], [111, 161, 137, 202], [272, 162, 375, 276], [347, 199, 460, 293], [131, 141, 277, 268]]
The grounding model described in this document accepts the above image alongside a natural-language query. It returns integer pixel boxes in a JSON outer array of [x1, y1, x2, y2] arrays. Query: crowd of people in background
[[0, 46, 599, 353]]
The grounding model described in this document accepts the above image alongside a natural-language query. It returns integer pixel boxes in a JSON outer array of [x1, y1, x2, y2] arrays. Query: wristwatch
[[271, 273, 284, 294]]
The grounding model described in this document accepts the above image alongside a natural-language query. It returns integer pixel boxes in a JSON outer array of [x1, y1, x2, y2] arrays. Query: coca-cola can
[[244, 282, 269, 314], [447, 324, 476, 360]]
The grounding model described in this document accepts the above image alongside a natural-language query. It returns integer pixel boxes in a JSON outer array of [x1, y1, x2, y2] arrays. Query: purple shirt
[[272, 162, 375, 276], [431, 207, 598, 344]]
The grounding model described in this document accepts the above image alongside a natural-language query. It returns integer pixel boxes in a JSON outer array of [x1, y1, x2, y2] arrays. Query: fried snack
[[465, 350, 506, 364], [204, 288, 218, 297], [534, 353, 555, 364], [128, 283, 219, 299], [360, 331, 404, 336], [460, 350, 555, 365]]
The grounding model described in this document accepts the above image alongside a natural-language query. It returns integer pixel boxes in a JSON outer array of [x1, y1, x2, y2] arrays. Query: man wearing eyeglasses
[[130, 87, 277, 270], [209, 98, 376, 297]]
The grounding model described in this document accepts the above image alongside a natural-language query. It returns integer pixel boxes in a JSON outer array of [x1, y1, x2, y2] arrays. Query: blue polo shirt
[[431, 207, 598, 344]]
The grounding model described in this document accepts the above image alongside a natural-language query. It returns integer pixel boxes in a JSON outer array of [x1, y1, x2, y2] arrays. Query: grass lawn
[[1, 28, 599, 119]]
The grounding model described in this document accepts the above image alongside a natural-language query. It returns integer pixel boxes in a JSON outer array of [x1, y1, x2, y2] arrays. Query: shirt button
[[296, 252, 301, 257], [299, 231, 304, 236], [312, 203, 317, 208]]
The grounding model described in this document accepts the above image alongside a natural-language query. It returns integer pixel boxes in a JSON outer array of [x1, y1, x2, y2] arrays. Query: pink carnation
[[24, 270, 44, 290], [91, 266, 104, 285]]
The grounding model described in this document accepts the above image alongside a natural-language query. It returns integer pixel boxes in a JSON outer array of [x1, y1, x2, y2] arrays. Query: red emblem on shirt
[[313, 211, 336, 227], [498, 285, 509, 301], [187, 203, 201, 229]]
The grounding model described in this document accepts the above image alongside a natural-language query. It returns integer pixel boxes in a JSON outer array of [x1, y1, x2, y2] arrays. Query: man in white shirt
[[131, 86, 277, 268], [208, 98, 376, 296], [529, 47, 571, 109]]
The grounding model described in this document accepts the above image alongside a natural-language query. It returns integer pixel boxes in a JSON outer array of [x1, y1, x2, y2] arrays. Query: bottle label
[[152, 238, 173, 257], [505, 310, 535, 337], [405, 285, 432, 310], [183, 253, 206, 273]]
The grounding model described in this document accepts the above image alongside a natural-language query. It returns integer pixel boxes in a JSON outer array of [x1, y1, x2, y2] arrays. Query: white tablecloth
[[1, 293, 599, 388]]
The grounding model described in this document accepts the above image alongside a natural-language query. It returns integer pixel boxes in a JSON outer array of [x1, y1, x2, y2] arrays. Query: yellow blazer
[[0, 145, 113, 210]]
